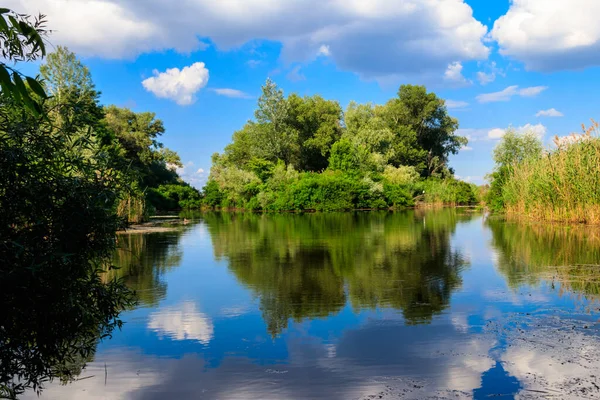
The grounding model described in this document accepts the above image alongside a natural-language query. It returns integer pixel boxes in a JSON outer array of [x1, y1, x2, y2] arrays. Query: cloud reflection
[[148, 301, 214, 344]]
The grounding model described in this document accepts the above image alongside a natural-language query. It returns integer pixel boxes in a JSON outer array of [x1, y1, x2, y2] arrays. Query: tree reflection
[[203, 210, 471, 336], [488, 220, 600, 300], [107, 229, 188, 307]]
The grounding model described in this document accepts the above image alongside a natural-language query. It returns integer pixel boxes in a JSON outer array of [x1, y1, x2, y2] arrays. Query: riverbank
[[487, 122, 600, 225]]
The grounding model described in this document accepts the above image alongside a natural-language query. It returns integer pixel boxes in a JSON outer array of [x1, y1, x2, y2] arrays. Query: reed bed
[[503, 121, 600, 224]]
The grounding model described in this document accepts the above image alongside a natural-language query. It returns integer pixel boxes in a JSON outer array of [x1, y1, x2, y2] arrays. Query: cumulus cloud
[[444, 62, 471, 86], [492, 0, 600, 71], [176, 161, 208, 189], [446, 100, 469, 109], [536, 108, 563, 117], [212, 88, 252, 99], [8, 0, 489, 82], [460, 146, 473, 151], [142, 62, 209, 105], [476, 85, 547, 103]]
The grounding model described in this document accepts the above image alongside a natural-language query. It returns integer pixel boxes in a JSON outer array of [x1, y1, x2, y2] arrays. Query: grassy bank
[[487, 122, 600, 224]]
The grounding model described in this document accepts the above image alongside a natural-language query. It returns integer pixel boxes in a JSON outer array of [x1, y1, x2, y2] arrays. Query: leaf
[[0, 65, 11, 89], [0, 15, 8, 32], [12, 71, 27, 96], [7, 15, 19, 30], [26, 76, 46, 98], [0, 8, 10, 14]]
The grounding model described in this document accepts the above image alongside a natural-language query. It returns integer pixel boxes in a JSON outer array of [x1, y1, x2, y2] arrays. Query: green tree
[[381, 85, 466, 176], [486, 129, 544, 212], [492, 129, 543, 167], [252, 79, 297, 164], [40, 46, 95, 100], [285, 93, 343, 171], [104, 105, 181, 188]]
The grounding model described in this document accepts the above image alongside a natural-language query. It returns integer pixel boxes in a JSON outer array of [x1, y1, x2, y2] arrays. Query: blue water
[[28, 210, 600, 399]]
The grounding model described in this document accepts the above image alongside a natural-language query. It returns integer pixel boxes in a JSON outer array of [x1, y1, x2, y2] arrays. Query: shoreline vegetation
[[200, 79, 479, 213], [485, 121, 600, 225]]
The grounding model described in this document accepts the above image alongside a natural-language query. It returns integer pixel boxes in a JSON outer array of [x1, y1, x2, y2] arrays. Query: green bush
[[383, 183, 414, 208], [203, 180, 224, 208], [148, 183, 203, 210]]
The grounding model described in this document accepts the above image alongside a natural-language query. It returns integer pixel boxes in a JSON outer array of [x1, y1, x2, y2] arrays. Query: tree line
[[204, 79, 478, 211]]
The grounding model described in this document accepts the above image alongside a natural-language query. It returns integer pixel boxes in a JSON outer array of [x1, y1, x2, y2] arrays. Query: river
[[27, 209, 600, 399]]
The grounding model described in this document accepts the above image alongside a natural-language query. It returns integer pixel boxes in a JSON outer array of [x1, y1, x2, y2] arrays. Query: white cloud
[[461, 145, 473, 151], [287, 65, 306, 82], [487, 123, 547, 140], [213, 88, 252, 99], [142, 62, 209, 105], [488, 128, 506, 139], [518, 123, 547, 138], [8, 0, 489, 82], [492, 0, 600, 71], [553, 133, 590, 147], [444, 62, 471, 86], [148, 301, 214, 344], [476, 71, 495, 85], [446, 100, 469, 109], [317, 45, 331, 57], [476, 85, 547, 103], [536, 108, 563, 117], [176, 161, 208, 189], [519, 86, 548, 97]]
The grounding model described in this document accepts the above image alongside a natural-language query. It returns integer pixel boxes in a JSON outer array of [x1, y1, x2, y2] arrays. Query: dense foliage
[[486, 123, 600, 223], [0, 9, 195, 398], [205, 80, 476, 211], [37, 46, 200, 220], [0, 13, 136, 398]]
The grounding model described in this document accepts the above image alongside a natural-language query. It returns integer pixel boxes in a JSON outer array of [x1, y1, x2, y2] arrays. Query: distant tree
[[40, 46, 95, 98], [493, 129, 543, 167], [104, 105, 181, 188]]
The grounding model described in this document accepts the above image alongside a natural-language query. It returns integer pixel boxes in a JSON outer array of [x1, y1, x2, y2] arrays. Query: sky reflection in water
[[28, 210, 600, 399]]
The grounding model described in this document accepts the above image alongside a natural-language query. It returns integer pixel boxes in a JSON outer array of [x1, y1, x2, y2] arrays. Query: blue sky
[[11, 0, 600, 186]]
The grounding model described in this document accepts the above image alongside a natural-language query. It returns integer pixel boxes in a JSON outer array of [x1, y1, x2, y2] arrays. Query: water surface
[[29, 210, 600, 399]]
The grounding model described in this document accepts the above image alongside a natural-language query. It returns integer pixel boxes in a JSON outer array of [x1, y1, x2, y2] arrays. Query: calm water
[[28, 210, 600, 399]]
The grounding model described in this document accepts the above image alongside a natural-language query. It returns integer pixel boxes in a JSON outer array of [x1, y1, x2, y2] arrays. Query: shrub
[[148, 183, 203, 210]]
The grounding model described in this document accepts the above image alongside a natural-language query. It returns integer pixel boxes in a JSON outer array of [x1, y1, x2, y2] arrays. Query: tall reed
[[503, 121, 600, 224]]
